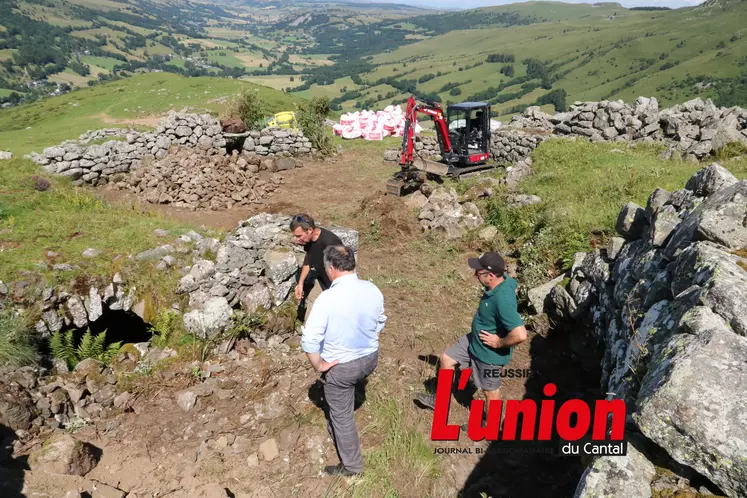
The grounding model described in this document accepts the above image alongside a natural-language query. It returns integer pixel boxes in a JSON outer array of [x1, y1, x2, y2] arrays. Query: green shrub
[[50, 328, 122, 369], [714, 141, 747, 161], [296, 96, 333, 156], [222, 88, 266, 130], [0, 309, 37, 367]]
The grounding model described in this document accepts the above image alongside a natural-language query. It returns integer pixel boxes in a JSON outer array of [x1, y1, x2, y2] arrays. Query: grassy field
[[48, 69, 93, 86], [0, 157, 203, 283], [0, 49, 15, 62], [0, 73, 300, 156], [80, 56, 123, 71], [305, 1, 747, 115], [240, 75, 305, 91], [0, 89, 22, 98]]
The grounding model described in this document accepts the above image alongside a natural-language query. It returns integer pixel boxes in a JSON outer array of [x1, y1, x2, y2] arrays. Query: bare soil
[[10, 147, 603, 497]]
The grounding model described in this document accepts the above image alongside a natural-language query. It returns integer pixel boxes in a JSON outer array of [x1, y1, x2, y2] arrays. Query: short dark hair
[[290, 213, 315, 231], [323, 245, 356, 272]]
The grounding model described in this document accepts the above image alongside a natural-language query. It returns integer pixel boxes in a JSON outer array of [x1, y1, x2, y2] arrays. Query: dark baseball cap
[[468, 252, 505, 275]]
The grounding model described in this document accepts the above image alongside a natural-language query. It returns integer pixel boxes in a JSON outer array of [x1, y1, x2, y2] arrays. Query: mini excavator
[[386, 95, 495, 196]]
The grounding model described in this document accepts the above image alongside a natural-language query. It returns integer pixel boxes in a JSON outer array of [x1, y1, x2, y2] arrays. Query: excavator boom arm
[[399, 96, 452, 166]]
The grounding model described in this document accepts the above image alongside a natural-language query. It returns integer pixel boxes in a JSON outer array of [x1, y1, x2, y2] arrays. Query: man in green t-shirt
[[415, 252, 527, 429]]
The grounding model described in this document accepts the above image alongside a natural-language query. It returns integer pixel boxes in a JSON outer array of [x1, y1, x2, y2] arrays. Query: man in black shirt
[[290, 213, 342, 321]]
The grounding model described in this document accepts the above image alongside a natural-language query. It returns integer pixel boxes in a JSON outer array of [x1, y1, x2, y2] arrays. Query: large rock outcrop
[[549, 163, 747, 497]]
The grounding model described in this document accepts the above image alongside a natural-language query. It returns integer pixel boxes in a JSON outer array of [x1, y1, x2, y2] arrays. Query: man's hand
[[295, 283, 304, 301], [318, 359, 338, 372], [479, 330, 502, 349]]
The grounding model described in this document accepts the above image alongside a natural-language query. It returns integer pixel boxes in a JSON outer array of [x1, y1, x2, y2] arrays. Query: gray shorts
[[445, 334, 503, 392]]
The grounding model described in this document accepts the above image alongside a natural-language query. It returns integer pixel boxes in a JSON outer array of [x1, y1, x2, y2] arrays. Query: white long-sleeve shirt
[[301, 273, 387, 363]]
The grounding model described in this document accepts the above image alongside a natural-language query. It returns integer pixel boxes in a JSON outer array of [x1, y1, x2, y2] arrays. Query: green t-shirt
[[468, 274, 524, 366]]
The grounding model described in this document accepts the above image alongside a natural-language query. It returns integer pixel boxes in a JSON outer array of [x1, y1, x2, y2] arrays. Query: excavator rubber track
[[385, 158, 500, 196]]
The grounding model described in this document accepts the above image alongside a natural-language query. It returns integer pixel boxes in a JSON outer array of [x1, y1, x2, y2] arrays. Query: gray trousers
[[322, 351, 379, 473]]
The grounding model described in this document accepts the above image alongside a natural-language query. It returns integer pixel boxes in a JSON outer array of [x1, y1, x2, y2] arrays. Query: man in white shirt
[[301, 245, 387, 477]]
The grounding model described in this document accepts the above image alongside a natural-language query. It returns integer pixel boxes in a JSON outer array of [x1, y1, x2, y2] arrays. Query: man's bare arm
[[498, 325, 527, 348]]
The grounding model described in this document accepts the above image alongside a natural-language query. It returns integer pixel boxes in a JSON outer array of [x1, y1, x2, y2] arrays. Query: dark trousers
[[322, 351, 379, 473], [296, 269, 329, 323]]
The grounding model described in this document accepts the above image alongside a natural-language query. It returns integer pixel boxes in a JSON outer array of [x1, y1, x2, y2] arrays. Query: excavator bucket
[[385, 177, 407, 196]]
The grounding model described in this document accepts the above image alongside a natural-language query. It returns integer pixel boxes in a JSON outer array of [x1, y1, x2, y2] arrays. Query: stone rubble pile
[[176, 213, 358, 343], [0, 357, 151, 435], [27, 112, 315, 188], [511, 97, 747, 160], [524, 163, 747, 498], [414, 187, 484, 239], [109, 147, 297, 211]]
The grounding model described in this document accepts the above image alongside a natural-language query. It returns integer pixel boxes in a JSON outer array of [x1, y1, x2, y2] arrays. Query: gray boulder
[[664, 181, 747, 258], [634, 306, 747, 498], [572, 442, 655, 498], [328, 226, 359, 254], [240, 284, 272, 314], [685, 163, 738, 197], [183, 297, 233, 339], [671, 242, 747, 337], [263, 250, 298, 285], [650, 205, 680, 248], [616, 202, 648, 240], [29, 434, 99, 476], [527, 274, 566, 315]]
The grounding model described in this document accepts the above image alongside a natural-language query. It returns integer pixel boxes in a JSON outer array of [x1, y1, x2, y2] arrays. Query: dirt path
[[18, 147, 600, 497]]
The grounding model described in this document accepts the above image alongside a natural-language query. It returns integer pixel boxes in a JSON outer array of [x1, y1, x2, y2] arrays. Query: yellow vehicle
[[267, 111, 298, 130]]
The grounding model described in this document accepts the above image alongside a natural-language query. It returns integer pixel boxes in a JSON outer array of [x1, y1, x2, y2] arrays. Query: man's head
[[323, 245, 356, 281], [467, 251, 506, 288], [290, 213, 315, 245]]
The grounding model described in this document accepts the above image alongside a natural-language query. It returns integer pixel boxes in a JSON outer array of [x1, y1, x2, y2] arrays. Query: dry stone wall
[[384, 97, 746, 167], [389, 131, 548, 166], [1, 214, 358, 344], [27, 111, 315, 188], [524, 163, 747, 498], [511, 97, 747, 161]]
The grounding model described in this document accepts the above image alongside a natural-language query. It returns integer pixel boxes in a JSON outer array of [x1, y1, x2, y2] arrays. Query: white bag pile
[[333, 105, 422, 141]]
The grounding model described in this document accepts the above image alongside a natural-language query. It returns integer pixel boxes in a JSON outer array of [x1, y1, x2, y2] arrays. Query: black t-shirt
[[303, 227, 343, 289]]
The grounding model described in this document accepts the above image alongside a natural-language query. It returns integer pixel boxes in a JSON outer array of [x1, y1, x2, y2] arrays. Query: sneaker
[[413, 393, 436, 410], [323, 464, 361, 477]]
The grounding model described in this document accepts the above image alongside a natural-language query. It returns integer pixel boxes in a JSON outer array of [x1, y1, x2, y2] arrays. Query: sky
[[369, 0, 706, 9]]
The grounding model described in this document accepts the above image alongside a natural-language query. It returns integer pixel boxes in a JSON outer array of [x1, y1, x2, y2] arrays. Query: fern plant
[[149, 309, 180, 348], [49, 328, 122, 369]]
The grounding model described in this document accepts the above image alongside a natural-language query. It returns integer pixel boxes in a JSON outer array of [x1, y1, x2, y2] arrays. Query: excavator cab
[[446, 102, 491, 166]]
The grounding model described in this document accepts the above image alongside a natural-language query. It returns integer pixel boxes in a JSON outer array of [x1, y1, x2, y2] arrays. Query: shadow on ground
[[0, 423, 28, 498], [416, 320, 604, 498]]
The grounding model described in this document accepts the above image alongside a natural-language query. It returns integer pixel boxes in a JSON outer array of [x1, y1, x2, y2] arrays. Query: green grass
[[80, 55, 122, 71], [0, 49, 16, 62], [0, 157, 203, 283], [0, 72, 300, 156], [482, 139, 747, 287], [0, 308, 37, 368], [331, 394, 439, 497], [0, 89, 23, 98]]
